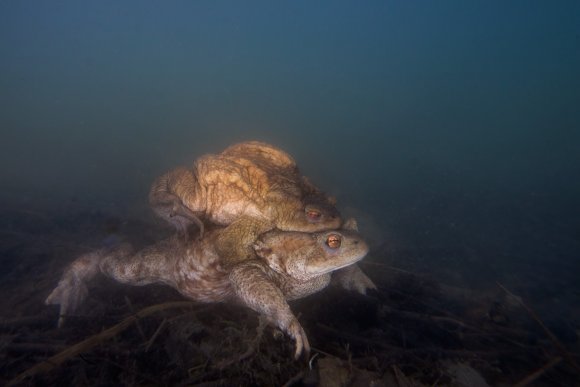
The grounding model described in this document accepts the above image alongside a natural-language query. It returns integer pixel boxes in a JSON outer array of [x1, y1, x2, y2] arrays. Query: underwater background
[[1, 1, 579, 385]]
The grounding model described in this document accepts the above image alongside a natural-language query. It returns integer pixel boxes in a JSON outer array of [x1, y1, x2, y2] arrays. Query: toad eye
[[306, 209, 322, 220], [325, 234, 341, 249]]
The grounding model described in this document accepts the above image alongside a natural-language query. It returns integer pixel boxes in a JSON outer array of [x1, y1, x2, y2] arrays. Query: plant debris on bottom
[[0, 210, 578, 386]]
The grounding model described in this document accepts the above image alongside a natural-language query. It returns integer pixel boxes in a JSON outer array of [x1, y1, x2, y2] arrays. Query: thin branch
[[145, 318, 167, 352], [497, 282, 580, 373], [514, 356, 562, 387], [281, 370, 305, 387], [7, 301, 197, 386]]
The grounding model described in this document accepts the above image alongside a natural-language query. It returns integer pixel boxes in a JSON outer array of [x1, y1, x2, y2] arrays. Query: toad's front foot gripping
[[285, 316, 311, 359], [229, 260, 310, 360], [170, 199, 205, 239]]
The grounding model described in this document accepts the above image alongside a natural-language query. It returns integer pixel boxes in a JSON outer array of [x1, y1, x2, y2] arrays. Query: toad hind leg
[[46, 239, 182, 328], [45, 243, 134, 328]]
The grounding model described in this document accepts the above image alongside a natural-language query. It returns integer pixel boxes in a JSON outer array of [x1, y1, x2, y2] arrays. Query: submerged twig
[[317, 323, 521, 359], [124, 296, 147, 342], [3, 342, 67, 354], [7, 301, 197, 386], [145, 317, 167, 352], [0, 316, 55, 330], [213, 314, 267, 369], [392, 364, 414, 387], [360, 261, 419, 275], [382, 305, 471, 329], [281, 370, 306, 387], [514, 356, 562, 387], [497, 282, 580, 373]]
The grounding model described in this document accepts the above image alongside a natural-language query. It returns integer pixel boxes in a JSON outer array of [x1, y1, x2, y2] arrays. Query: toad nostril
[[354, 241, 358, 244]]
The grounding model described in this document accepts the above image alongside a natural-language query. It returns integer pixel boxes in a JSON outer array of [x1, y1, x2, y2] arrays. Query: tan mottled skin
[[149, 141, 341, 264], [46, 220, 373, 359]]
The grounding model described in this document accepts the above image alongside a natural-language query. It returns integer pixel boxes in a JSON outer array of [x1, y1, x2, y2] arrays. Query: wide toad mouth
[[304, 248, 368, 276]]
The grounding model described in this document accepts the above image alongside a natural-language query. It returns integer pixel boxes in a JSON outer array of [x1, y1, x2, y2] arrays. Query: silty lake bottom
[[0, 168, 578, 386]]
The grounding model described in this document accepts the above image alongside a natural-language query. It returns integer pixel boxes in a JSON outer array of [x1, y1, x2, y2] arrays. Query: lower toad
[[46, 219, 375, 359]]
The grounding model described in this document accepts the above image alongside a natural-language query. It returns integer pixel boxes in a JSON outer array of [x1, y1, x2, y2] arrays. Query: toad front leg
[[332, 264, 377, 295], [149, 167, 205, 238], [229, 260, 310, 359], [170, 194, 205, 238]]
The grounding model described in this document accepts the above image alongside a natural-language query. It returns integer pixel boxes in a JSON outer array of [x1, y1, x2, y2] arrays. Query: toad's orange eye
[[326, 234, 341, 249], [306, 209, 321, 220]]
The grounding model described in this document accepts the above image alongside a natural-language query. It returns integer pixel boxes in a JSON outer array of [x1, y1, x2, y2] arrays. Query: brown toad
[[149, 141, 341, 265], [45, 220, 373, 359]]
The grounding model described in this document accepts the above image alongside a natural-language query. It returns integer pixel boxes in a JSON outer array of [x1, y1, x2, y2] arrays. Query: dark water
[[1, 1, 579, 384]]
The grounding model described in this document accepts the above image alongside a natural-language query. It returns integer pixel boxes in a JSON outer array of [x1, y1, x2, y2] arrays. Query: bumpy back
[[220, 141, 334, 203], [221, 141, 298, 174]]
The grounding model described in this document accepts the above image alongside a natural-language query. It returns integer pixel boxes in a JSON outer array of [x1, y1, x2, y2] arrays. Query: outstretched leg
[[98, 237, 181, 286], [46, 238, 183, 327], [45, 243, 133, 327]]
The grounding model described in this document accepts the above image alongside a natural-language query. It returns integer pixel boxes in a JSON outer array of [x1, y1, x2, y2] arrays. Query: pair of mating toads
[[46, 141, 376, 358]]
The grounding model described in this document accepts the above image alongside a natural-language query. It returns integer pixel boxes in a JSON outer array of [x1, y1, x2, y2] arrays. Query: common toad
[[46, 219, 373, 359]]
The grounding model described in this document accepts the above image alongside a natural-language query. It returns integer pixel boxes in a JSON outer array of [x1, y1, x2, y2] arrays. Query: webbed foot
[[45, 251, 101, 327], [45, 275, 89, 328]]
